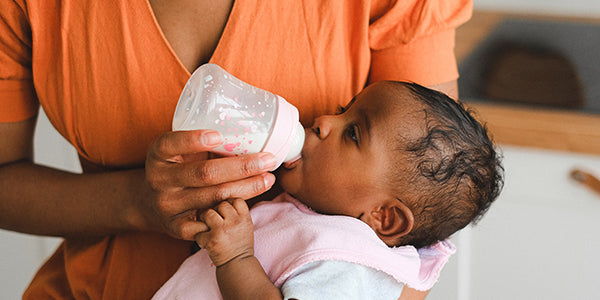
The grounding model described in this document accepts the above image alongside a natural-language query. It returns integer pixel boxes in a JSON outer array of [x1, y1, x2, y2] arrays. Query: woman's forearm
[[0, 127, 276, 241], [0, 160, 145, 237]]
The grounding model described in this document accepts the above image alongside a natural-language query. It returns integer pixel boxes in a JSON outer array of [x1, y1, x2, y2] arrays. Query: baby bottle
[[172, 63, 305, 170]]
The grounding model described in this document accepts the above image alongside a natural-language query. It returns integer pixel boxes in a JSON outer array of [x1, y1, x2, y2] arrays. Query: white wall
[[0, 110, 77, 299]]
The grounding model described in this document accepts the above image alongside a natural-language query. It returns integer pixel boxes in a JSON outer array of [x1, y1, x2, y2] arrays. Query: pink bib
[[153, 193, 455, 299]]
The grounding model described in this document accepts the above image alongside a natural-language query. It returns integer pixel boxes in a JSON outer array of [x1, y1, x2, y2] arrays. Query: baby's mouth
[[283, 154, 302, 169]]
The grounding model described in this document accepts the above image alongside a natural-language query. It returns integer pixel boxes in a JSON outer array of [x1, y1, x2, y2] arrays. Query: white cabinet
[[430, 145, 600, 300]]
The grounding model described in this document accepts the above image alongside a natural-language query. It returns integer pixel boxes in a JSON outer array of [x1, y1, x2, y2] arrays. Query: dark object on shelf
[[483, 43, 584, 109], [459, 18, 600, 113]]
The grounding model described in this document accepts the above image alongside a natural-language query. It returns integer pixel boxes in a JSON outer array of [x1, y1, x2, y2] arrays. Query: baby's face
[[278, 82, 427, 217]]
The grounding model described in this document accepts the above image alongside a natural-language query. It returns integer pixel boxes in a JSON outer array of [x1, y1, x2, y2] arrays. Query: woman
[[0, 0, 472, 298]]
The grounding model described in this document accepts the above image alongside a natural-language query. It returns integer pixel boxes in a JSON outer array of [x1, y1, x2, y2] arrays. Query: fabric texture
[[153, 194, 455, 299], [280, 260, 404, 300], [0, 0, 472, 298]]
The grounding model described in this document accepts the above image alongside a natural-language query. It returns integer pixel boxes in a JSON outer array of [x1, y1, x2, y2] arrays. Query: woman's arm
[[0, 117, 146, 235], [0, 119, 275, 240], [428, 79, 458, 100], [196, 199, 282, 300]]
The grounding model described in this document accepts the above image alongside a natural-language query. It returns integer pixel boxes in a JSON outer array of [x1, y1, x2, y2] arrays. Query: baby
[[153, 81, 504, 299]]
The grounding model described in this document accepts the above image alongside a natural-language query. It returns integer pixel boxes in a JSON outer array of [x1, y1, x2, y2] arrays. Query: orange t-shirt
[[0, 0, 472, 298]]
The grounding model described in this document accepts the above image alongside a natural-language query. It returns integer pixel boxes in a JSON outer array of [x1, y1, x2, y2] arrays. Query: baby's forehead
[[364, 82, 426, 113], [365, 87, 428, 141]]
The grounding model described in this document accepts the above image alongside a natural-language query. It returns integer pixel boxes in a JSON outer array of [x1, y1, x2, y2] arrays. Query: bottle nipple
[[284, 123, 305, 163]]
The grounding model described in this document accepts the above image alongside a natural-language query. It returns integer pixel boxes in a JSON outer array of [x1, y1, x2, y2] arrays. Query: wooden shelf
[[466, 102, 600, 155], [457, 11, 600, 155]]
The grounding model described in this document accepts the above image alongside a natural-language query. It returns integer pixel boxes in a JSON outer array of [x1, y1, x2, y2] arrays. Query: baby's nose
[[311, 115, 333, 139]]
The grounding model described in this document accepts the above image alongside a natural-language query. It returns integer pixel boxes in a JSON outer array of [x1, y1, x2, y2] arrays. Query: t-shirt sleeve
[[0, 0, 39, 122], [281, 260, 403, 300], [368, 0, 473, 86]]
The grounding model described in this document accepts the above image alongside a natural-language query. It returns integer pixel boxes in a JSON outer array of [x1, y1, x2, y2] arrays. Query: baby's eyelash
[[345, 124, 359, 144], [337, 97, 356, 115]]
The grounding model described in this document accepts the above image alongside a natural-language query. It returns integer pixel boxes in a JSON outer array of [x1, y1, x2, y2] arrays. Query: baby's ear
[[366, 200, 414, 246]]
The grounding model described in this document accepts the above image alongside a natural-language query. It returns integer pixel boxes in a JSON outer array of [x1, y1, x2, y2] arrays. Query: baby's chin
[[277, 157, 314, 205], [275, 168, 299, 195]]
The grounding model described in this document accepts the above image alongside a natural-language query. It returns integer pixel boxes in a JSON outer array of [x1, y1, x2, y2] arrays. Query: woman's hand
[[138, 129, 276, 240], [195, 199, 254, 266]]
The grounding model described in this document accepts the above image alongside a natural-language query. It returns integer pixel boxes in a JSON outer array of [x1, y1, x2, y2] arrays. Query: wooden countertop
[[456, 11, 600, 155]]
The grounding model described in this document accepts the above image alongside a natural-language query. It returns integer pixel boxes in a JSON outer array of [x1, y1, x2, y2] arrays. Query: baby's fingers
[[200, 208, 224, 228], [231, 198, 250, 216], [179, 220, 209, 238], [214, 201, 239, 219], [194, 229, 211, 249]]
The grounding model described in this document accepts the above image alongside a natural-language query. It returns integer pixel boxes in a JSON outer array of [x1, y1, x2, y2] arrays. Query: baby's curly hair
[[390, 82, 504, 249]]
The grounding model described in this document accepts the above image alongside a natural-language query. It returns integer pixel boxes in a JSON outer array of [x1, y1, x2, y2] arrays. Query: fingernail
[[201, 131, 222, 146], [263, 173, 275, 188], [258, 153, 277, 171]]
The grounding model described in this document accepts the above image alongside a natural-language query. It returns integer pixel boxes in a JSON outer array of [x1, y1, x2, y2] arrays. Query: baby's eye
[[345, 125, 358, 144]]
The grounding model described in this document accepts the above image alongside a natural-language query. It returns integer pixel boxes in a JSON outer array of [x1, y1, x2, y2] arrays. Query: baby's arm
[[195, 199, 282, 300]]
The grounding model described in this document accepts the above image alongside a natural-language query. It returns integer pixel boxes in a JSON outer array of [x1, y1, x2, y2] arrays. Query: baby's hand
[[195, 199, 254, 267]]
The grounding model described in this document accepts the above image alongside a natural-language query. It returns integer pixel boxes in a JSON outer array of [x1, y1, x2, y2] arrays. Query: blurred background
[[1, 1, 600, 299], [433, 0, 600, 299]]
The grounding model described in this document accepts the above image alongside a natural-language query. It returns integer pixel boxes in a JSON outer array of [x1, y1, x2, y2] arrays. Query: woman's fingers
[[171, 213, 210, 240], [142, 129, 275, 240], [150, 130, 223, 162], [166, 172, 275, 214], [148, 130, 276, 188], [171, 153, 276, 187]]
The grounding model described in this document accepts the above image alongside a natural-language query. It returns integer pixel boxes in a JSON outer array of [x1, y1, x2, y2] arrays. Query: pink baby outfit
[[153, 193, 455, 299]]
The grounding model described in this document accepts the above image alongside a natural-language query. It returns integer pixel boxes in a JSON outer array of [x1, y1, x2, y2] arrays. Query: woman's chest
[[148, 0, 234, 73]]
